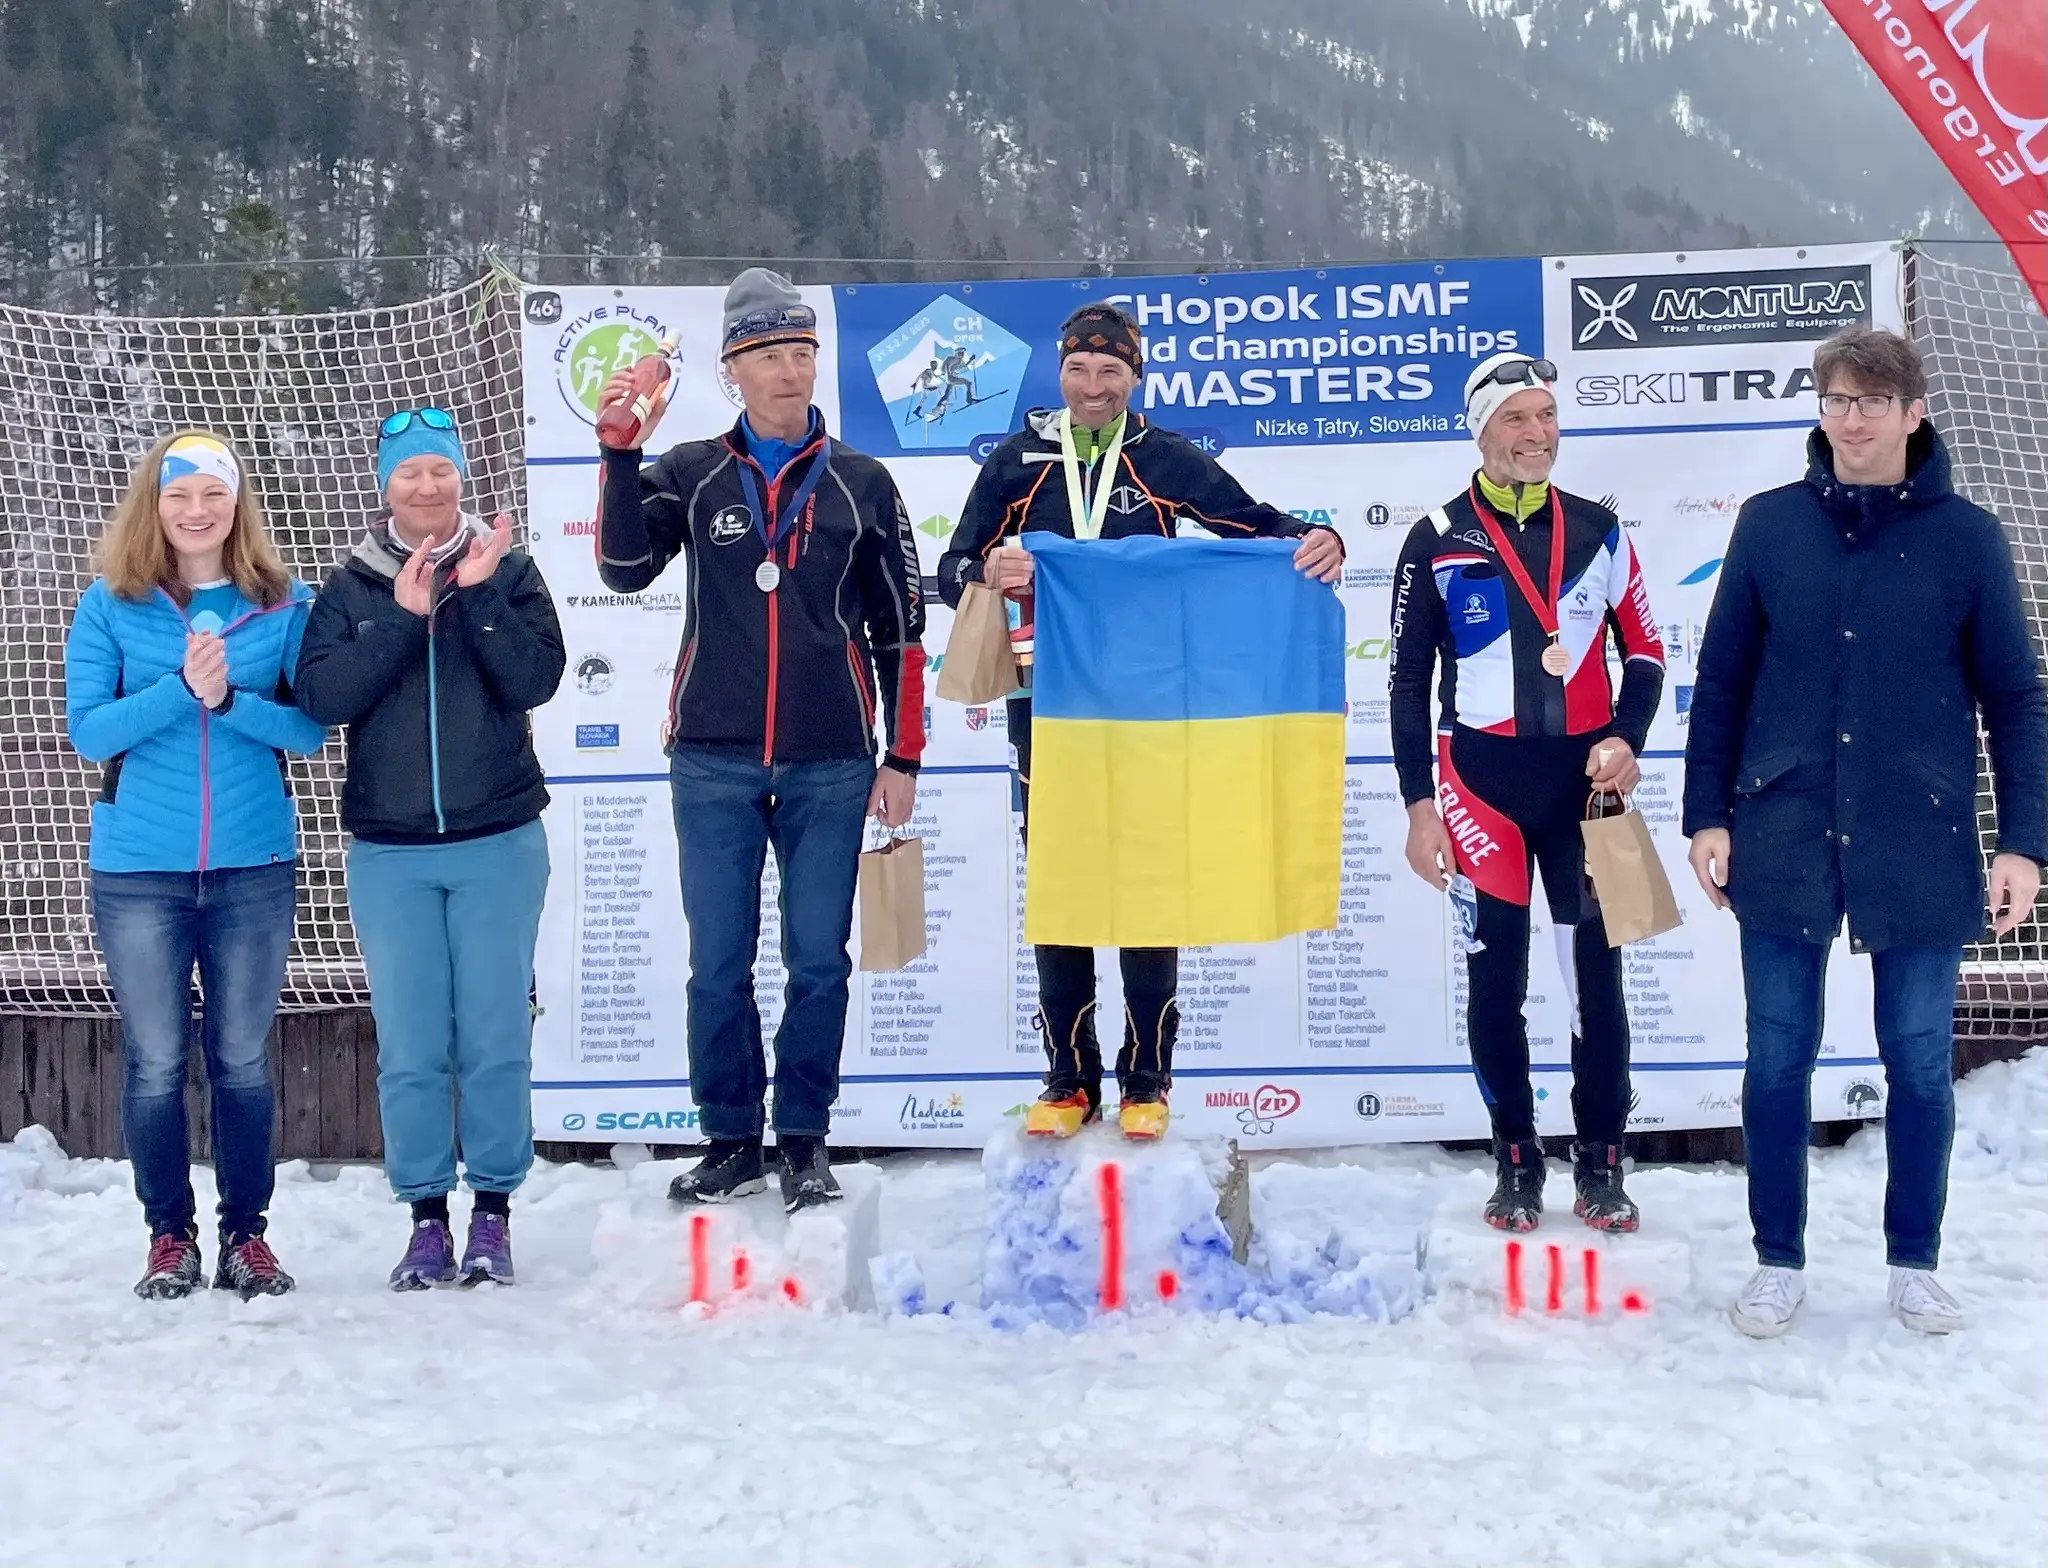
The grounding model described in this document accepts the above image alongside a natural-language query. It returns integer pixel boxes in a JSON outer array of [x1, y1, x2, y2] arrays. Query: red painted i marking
[[1545, 1245, 1565, 1315], [1097, 1162, 1125, 1311], [687, 1213, 710, 1306], [1504, 1240, 1526, 1314]]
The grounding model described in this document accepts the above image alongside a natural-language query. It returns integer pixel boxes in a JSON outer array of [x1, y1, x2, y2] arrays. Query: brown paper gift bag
[[859, 836, 927, 972], [1581, 791, 1685, 947], [935, 582, 1018, 705]]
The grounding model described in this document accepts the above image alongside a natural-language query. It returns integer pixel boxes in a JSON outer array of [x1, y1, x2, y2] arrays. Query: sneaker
[[667, 1138, 768, 1205], [135, 1228, 204, 1300], [388, 1218, 459, 1292], [460, 1210, 514, 1288], [1888, 1267, 1964, 1334], [214, 1234, 295, 1299], [1117, 1089, 1170, 1142], [1025, 1084, 1101, 1139], [778, 1136, 843, 1214], [1730, 1265, 1806, 1338], [1570, 1141, 1641, 1232], [1484, 1139, 1546, 1232]]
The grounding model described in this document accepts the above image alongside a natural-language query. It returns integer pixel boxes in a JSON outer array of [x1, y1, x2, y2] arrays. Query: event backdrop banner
[[519, 242, 1903, 1150]]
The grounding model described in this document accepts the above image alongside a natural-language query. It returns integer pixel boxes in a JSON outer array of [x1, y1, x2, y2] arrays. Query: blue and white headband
[[159, 435, 241, 497]]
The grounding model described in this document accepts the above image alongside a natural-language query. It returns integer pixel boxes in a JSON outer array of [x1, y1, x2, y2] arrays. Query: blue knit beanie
[[376, 414, 468, 494]]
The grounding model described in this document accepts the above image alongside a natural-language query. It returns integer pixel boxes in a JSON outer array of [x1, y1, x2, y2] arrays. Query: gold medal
[[1541, 638, 1571, 677]]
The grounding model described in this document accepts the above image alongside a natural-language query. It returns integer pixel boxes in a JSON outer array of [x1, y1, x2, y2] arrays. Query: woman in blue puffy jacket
[[65, 430, 327, 1300]]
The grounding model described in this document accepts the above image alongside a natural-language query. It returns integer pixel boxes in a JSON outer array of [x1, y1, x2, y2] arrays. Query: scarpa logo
[[554, 303, 676, 427], [868, 295, 1029, 453], [1570, 265, 1871, 351], [900, 1092, 966, 1131], [594, 1109, 700, 1133]]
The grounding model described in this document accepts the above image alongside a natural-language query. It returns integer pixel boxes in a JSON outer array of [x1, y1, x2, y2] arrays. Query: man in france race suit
[[938, 302, 1344, 1142], [1390, 351, 1665, 1232]]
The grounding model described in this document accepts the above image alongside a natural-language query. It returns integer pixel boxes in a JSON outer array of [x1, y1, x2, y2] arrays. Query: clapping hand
[[183, 632, 229, 709], [393, 540, 436, 617], [456, 514, 513, 589]]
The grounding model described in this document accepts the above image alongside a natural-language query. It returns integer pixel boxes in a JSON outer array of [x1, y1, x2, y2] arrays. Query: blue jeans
[[670, 745, 874, 1141], [348, 820, 550, 1202], [1739, 926, 1962, 1270], [91, 862, 297, 1240]]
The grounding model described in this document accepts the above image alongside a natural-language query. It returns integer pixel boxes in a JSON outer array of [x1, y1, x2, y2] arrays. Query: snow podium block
[[980, 1122, 1251, 1328], [589, 1158, 883, 1314], [1425, 1176, 1694, 1319]]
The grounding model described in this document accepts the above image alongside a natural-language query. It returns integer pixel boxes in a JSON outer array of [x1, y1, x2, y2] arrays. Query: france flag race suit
[[1391, 472, 1664, 1215]]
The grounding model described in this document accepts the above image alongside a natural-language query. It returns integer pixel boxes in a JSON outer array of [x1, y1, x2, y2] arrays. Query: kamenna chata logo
[[554, 305, 674, 426]]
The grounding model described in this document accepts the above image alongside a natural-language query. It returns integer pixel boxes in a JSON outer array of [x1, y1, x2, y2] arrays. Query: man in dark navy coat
[[1683, 325, 2046, 1340]]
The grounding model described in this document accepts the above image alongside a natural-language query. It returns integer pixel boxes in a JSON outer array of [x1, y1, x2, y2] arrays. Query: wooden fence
[[2, 1007, 2038, 1169]]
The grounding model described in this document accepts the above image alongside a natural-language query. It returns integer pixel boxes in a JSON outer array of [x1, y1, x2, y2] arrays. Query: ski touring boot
[[1115, 996, 1177, 1142], [1484, 1139, 1547, 1232], [667, 1138, 768, 1205], [214, 1234, 296, 1299], [1025, 1003, 1104, 1139], [1571, 1141, 1640, 1232], [135, 1228, 204, 1300], [460, 1209, 515, 1287], [778, 1136, 844, 1214]]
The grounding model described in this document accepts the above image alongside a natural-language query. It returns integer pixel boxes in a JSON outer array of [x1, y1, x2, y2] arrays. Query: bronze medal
[[1541, 638, 1571, 677]]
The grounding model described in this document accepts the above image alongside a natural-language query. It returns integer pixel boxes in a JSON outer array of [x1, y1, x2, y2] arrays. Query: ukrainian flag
[[1024, 535, 1345, 948]]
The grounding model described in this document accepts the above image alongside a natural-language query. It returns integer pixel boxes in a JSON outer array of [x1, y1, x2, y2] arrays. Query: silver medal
[[754, 559, 781, 593]]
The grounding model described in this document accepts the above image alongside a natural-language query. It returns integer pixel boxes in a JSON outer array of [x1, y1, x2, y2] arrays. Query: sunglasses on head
[[379, 407, 457, 438], [1473, 358, 1558, 392]]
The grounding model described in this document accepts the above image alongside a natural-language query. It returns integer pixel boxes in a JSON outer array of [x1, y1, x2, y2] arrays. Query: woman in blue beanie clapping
[[66, 430, 326, 1300], [295, 408, 565, 1290]]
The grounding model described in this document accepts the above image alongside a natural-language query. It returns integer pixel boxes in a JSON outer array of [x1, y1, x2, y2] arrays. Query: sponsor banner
[[1544, 242, 1903, 433], [831, 258, 1545, 457], [522, 247, 1887, 1148]]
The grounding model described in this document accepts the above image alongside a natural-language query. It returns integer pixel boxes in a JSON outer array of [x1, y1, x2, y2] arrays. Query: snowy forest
[[0, 0, 1980, 313]]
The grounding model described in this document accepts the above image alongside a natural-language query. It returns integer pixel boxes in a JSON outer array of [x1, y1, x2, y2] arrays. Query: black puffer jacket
[[296, 518, 566, 844]]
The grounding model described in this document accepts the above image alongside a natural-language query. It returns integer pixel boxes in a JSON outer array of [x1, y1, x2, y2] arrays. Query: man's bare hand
[[1689, 828, 1731, 911], [1405, 800, 1454, 891], [1989, 851, 2041, 937], [985, 545, 1034, 594]]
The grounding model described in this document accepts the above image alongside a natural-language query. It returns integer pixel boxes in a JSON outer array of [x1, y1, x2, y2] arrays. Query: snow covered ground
[[2, 1050, 2044, 1568]]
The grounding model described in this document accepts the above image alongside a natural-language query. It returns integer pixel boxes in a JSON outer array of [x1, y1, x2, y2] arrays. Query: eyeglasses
[[1473, 357, 1558, 392], [379, 407, 457, 438], [1818, 392, 1900, 419]]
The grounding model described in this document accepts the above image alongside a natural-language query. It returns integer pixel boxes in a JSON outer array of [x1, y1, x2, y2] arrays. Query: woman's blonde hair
[[99, 428, 291, 607]]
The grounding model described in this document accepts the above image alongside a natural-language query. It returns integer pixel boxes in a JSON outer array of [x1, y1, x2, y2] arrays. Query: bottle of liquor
[[595, 336, 678, 450]]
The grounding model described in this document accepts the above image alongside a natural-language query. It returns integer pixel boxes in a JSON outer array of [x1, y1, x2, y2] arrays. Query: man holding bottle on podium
[[593, 268, 927, 1214]]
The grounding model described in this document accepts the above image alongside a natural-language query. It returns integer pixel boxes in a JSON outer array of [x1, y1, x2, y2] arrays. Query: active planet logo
[[553, 303, 676, 427]]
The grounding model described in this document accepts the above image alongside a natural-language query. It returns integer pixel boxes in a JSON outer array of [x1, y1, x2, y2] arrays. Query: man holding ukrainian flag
[[939, 303, 1344, 1141]]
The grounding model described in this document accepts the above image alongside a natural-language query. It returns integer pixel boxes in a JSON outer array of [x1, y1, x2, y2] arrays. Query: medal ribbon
[[737, 433, 831, 558], [1058, 409, 1130, 541], [1470, 483, 1566, 638]]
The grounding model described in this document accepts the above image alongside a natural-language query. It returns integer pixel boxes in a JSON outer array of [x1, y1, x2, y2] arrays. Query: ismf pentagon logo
[[867, 294, 1028, 452], [553, 303, 676, 426]]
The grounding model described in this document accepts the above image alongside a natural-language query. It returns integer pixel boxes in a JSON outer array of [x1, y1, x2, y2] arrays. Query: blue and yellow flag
[[1024, 535, 1345, 948]]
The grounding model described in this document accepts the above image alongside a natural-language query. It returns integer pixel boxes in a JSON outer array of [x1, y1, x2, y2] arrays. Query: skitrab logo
[[867, 294, 1028, 452], [554, 303, 675, 427]]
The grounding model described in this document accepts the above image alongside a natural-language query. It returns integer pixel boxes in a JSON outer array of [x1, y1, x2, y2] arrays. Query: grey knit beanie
[[721, 268, 819, 360]]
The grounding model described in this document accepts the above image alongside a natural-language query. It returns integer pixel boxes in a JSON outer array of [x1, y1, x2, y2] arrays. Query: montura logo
[[1576, 282, 1640, 345]]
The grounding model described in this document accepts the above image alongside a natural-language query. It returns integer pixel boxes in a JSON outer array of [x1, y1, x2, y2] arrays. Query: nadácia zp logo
[[553, 303, 675, 426]]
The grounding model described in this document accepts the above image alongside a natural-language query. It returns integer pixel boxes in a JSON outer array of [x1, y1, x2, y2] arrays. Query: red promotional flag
[[1825, 0, 2048, 315]]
